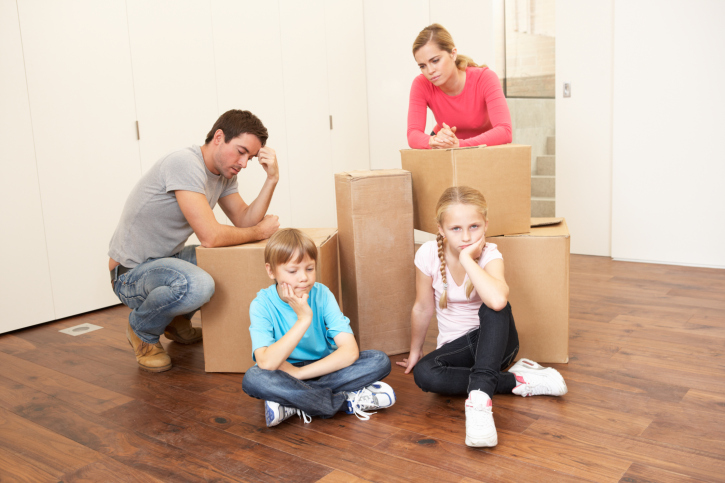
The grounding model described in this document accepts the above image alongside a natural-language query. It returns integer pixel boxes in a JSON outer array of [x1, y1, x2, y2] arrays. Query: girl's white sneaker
[[509, 358, 568, 397], [465, 390, 498, 447]]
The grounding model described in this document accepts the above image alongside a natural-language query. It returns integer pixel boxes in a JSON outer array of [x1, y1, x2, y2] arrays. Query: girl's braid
[[436, 233, 449, 309]]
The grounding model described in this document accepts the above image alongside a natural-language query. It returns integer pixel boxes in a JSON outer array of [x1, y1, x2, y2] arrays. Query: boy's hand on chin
[[280, 283, 313, 321]]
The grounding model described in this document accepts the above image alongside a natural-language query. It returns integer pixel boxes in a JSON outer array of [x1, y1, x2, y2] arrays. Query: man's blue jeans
[[112, 245, 215, 344], [242, 350, 392, 418]]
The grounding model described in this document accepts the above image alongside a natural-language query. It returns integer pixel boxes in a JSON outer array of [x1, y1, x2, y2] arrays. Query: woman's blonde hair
[[264, 228, 317, 272], [412, 23, 484, 71], [435, 186, 488, 309]]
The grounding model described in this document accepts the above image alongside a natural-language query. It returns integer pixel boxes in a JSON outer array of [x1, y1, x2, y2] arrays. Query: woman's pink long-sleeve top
[[407, 66, 512, 149]]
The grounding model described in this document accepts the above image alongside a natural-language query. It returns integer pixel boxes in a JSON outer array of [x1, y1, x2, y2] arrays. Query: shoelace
[[349, 390, 377, 421], [285, 406, 311, 423]]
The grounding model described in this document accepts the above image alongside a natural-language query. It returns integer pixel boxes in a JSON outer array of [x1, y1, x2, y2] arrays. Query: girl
[[407, 23, 512, 150], [397, 187, 566, 447]]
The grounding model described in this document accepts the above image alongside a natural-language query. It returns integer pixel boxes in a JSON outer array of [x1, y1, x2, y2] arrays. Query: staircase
[[531, 135, 555, 217]]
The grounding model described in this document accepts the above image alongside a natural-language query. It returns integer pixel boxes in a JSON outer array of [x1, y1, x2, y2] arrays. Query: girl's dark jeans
[[413, 303, 519, 398]]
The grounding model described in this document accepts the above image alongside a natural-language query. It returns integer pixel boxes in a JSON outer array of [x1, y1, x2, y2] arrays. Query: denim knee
[[242, 365, 267, 399], [361, 350, 391, 379], [412, 358, 436, 393], [184, 268, 215, 309]]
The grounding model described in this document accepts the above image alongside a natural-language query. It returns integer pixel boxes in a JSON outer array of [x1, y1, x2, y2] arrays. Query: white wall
[[557, 1, 725, 268], [0, 0, 56, 332], [611, 0, 725, 267], [364, 0, 497, 169], [555, 0, 613, 257]]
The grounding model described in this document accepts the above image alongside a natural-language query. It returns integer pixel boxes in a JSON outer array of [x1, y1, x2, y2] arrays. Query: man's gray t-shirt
[[109, 146, 238, 268]]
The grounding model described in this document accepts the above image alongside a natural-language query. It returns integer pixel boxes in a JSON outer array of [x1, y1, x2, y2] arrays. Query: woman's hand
[[460, 233, 486, 262], [396, 349, 424, 374], [278, 283, 313, 321], [429, 123, 460, 149]]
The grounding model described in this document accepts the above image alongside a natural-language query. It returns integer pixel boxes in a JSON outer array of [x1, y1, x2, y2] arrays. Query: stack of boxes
[[401, 144, 570, 363], [197, 143, 569, 372]]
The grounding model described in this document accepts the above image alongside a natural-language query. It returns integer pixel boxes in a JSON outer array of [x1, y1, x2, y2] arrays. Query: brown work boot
[[164, 316, 203, 344], [126, 324, 172, 372]]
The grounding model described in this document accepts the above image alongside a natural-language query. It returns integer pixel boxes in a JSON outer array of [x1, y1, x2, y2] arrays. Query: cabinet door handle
[[136, 121, 140, 140]]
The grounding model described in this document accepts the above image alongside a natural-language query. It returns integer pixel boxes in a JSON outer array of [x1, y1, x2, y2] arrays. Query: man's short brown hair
[[205, 109, 268, 146], [264, 229, 318, 272]]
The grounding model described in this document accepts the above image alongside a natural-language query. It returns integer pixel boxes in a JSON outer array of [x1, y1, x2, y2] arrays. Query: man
[[109, 109, 280, 372]]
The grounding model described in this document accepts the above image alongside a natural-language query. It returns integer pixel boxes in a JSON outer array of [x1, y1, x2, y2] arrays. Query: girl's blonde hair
[[264, 228, 317, 272], [412, 23, 485, 71], [435, 186, 488, 309]]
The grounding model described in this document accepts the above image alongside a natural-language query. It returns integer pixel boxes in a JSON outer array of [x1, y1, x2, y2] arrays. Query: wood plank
[[224, 418, 466, 483], [0, 406, 102, 477], [373, 430, 592, 483], [0, 350, 132, 414], [0, 445, 59, 482], [61, 457, 167, 483], [618, 462, 708, 483], [524, 419, 725, 482], [315, 470, 371, 483], [0, 333, 36, 354], [638, 407, 725, 457], [102, 399, 333, 482], [6, 383, 246, 482]]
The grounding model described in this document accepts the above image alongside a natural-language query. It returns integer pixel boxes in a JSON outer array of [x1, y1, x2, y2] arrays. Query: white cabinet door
[[127, 0, 228, 245], [364, 0, 430, 169], [279, 0, 335, 228], [18, 0, 141, 319], [211, 0, 293, 229], [0, 0, 55, 333], [324, 0, 370, 174], [126, 0, 220, 173]]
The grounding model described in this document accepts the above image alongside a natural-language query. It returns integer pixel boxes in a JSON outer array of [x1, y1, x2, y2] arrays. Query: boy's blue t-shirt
[[249, 282, 353, 364]]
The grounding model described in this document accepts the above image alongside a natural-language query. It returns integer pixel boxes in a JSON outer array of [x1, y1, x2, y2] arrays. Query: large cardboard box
[[335, 170, 414, 355], [491, 218, 570, 363], [196, 228, 340, 373], [400, 144, 531, 237]]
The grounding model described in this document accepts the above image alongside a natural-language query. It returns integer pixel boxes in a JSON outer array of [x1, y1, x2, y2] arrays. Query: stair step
[[537, 155, 555, 175], [531, 175, 555, 198], [546, 136, 555, 155], [531, 197, 555, 217]]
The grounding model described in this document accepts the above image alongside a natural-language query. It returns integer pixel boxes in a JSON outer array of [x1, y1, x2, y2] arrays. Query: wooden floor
[[1, 255, 724, 482]]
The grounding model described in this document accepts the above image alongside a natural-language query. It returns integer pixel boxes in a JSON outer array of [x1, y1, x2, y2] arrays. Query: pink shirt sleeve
[[458, 69, 512, 148], [414, 241, 437, 277], [407, 76, 433, 149]]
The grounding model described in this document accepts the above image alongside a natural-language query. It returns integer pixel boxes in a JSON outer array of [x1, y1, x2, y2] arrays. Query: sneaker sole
[[465, 435, 498, 447], [265, 404, 277, 427]]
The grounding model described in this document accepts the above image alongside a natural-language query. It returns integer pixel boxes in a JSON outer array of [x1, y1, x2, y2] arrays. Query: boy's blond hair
[[264, 228, 318, 272]]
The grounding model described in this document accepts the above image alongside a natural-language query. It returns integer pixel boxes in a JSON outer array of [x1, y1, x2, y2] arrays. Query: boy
[[242, 228, 395, 426]]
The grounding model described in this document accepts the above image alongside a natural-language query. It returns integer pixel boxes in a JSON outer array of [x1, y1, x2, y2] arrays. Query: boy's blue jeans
[[242, 350, 392, 418], [112, 245, 215, 344]]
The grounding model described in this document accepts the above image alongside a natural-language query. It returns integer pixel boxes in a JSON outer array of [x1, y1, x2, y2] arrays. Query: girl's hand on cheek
[[460, 234, 486, 261]]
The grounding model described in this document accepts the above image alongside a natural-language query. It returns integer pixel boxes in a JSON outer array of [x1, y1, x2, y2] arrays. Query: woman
[[407, 24, 512, 149]]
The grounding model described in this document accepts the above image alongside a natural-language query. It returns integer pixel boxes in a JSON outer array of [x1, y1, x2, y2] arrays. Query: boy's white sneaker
[[465, 390, 498, 447], [509, 358, 568, 397], [345, 381, 396, 420], [265, 400, 311, 427]]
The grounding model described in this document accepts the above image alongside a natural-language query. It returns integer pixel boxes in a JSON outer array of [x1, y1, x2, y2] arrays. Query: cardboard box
[[400, 144, 531, 237], [491, 218, 570, 363], [196, 228, 340, 373], [335, 170, 414, 355]]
